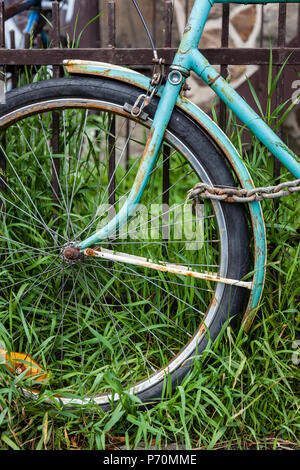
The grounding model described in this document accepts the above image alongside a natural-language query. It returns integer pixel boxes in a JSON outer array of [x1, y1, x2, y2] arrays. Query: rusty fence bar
[[0, 1, 298, 66], [0, 46, 299, 66]]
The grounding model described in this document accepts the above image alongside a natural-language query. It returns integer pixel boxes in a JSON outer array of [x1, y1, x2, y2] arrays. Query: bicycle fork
[[79, 74, 184, 250]]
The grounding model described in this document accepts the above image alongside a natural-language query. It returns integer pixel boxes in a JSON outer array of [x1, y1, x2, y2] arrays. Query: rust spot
[[178, 45, 193, 55], [0, 100, 143, 130], [84, 248, 95, 257], [196, 323, 208, 339], [134, 128, 155, 191], [63, 246, 81, 260], [207, 73, 220, 86]]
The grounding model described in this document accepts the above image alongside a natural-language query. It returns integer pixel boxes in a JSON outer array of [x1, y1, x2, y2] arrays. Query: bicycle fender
[[64, 59, 267, 331]]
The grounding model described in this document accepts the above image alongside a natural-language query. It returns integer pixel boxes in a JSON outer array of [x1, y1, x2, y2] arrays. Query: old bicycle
[[0, 0, 299, 409]]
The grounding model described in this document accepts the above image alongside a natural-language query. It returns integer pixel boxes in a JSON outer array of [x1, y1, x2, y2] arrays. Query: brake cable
[[131, 0, 158, 60], [124, 0, 165, 118]]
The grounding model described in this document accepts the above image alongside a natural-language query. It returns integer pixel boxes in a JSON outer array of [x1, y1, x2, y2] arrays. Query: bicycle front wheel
[[0, 77, 250, 408]]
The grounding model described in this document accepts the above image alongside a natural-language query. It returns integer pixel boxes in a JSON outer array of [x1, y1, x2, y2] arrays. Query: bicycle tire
[[0, 77, 250, 409]]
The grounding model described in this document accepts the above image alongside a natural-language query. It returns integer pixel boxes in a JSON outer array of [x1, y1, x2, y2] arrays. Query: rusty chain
[[186, 179, 300, 204]]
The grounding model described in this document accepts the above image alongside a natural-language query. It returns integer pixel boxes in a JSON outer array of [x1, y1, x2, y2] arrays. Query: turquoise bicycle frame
[[66, 0, 300, 329]]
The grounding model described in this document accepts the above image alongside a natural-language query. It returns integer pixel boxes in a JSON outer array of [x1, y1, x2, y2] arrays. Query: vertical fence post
[[10, 31, 18, 88], [108, 0, 116, 49], [108, 1, 116, 216], [259, 5, 265, 48], [52, 0, 61, 78], [219, 4, 230, 131], [274, 3, 287, 184], [298, 3, 300, 42], [164, 0, 172, 48], [0, 0, 4, 49], [185, 0, 189, 23], [51, 1, 61, 211], [152, 0, 157, 44], [258, 5, 265, 105], [76, 0, 100, 47], [0, 0, 5, 97], [0, 0, 6, 202], [98, 0, 103, 48], [25, 34, 30, 49]]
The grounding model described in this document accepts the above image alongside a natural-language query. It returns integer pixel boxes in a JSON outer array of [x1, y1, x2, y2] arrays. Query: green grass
[[0, 60, 299, 450]]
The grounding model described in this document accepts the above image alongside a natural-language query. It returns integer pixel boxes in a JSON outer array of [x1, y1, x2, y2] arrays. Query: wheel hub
[[61, 244, 83, 264]]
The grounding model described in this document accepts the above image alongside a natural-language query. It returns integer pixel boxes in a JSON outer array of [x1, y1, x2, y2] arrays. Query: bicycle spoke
[[92, 263, 215, 293], [114, 260, 207, 319], [87, 266, 173, 368], [84, 120, 139, 238], [78, 146, 181, 241], [46, 267, 82, 368], [70, 266, 85, 380], [17, 122, 67, 218], [68, 109, 88, 220], [0, 145, 65, 244], [95, 260, 193, 338]]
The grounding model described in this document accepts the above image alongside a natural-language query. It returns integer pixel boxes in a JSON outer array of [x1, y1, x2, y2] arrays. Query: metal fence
[[0, 0, 300, 175], [1, 2, 299, 65]]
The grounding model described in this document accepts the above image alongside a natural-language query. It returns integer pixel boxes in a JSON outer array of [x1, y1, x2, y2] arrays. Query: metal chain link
[[186, 179, 300, 204], [125, 58, 165, 118]]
